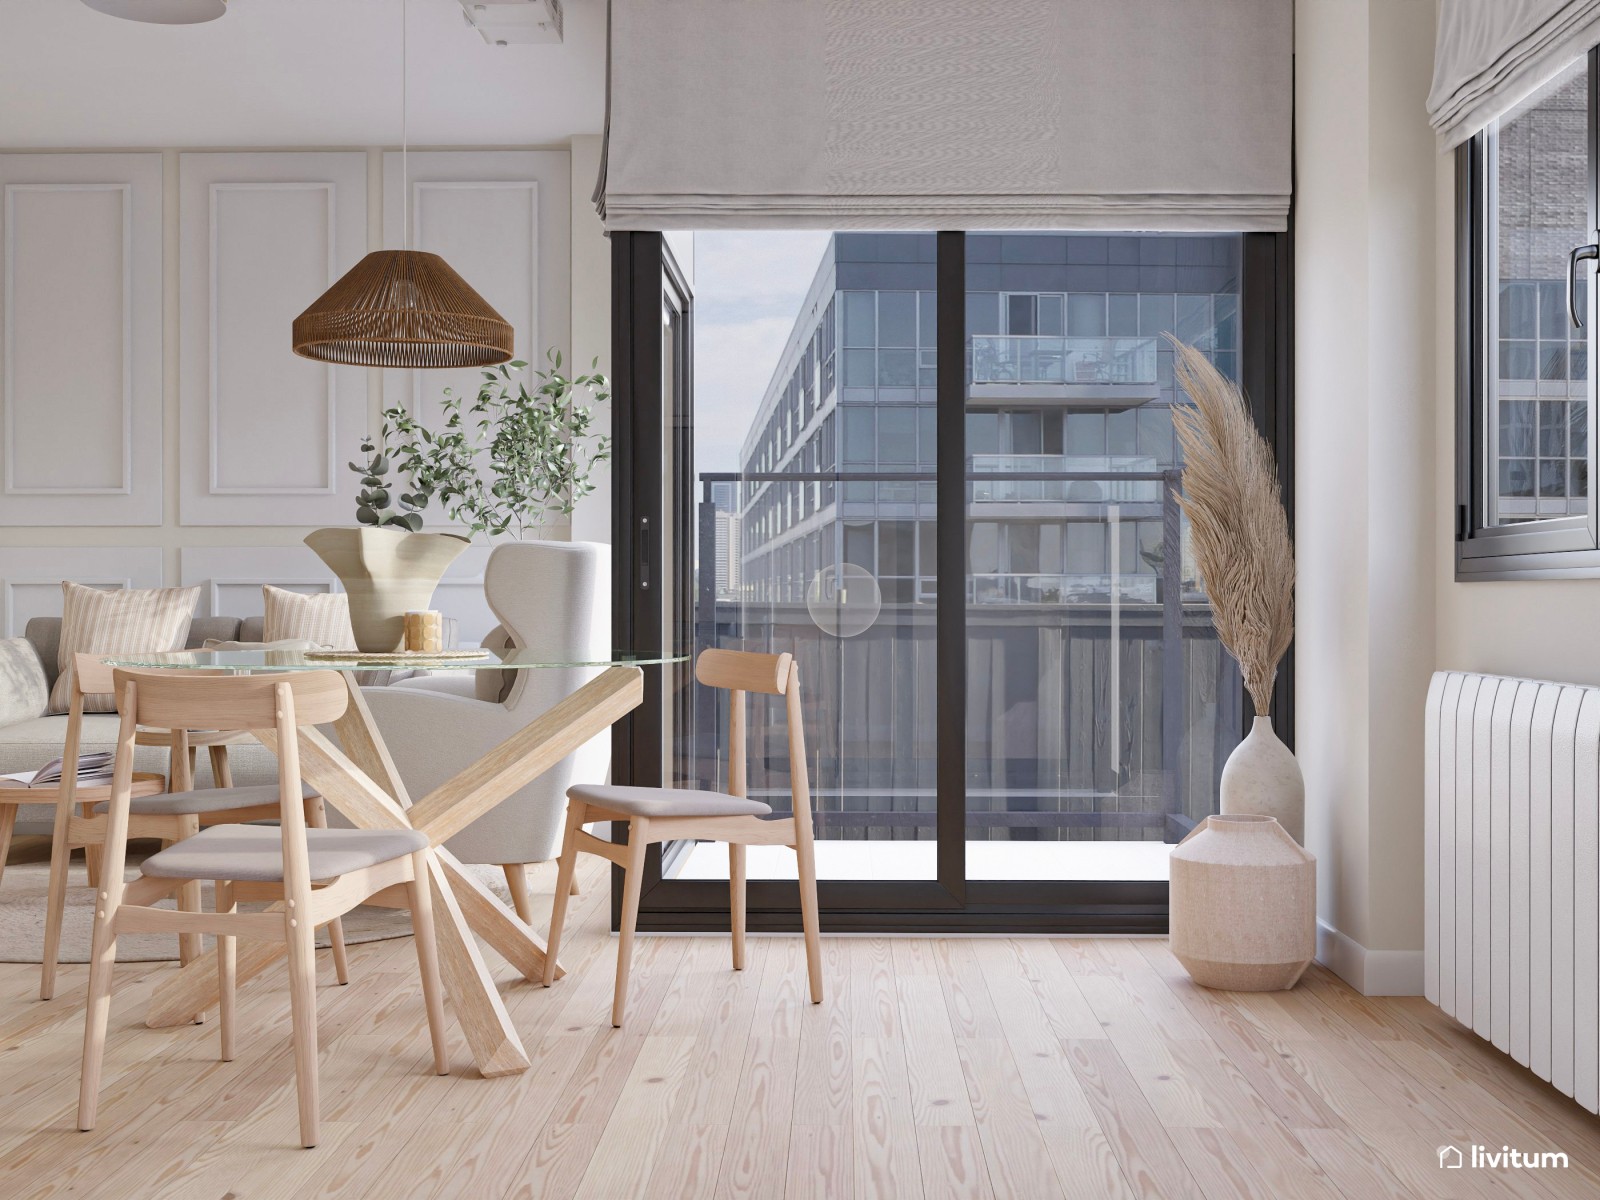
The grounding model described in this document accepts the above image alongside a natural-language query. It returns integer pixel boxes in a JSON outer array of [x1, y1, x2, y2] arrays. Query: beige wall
[[0, 142, 588, 642], [1296, 0, 1438, 991]]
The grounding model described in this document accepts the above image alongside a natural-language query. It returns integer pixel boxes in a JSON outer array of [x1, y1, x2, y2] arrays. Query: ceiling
[[0, 0, 606, 149]]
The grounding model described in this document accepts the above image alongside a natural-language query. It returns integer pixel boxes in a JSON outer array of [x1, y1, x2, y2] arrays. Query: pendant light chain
[[401, 0, 409, 252], [290, 0, 513, 368]]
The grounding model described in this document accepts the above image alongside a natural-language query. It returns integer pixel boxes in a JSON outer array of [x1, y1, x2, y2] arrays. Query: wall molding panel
[[178, 546, 341, 621], [0, 154, 163, 525], [180, 152, 367, 526], [0, 547, 164, 638]]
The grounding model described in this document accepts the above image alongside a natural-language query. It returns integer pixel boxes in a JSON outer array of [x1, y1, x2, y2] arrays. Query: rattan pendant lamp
[[292, 0, 513, 369]]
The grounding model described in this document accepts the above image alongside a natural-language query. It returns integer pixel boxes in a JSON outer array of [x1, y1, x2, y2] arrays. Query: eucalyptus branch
[[366, 350, 611, 542]]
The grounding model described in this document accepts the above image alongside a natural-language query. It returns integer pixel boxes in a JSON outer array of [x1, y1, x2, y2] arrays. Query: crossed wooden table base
[[140, 665, 644, 1078]]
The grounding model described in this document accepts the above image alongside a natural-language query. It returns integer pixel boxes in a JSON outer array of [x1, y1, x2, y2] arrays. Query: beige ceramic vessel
[[1169, 814, 1316, 991], [304, 527, 470, 651], [1220, 715, 1305, 844]]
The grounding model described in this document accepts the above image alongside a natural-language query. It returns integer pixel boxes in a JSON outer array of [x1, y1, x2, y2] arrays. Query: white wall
[[0, 143, 585, 643], [1296, 0, 1438, 995]]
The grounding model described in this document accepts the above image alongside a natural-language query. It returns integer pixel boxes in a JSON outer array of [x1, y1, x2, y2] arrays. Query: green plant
[[348, 437, 427, 532], [378, 351, 611, 540]]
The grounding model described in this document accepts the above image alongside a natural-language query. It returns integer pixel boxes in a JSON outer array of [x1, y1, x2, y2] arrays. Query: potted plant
[[304, 437, 470, 652], [1168, 337, 1301, 843], [380, 351, 612, 541], [305, 352, 610, 651]]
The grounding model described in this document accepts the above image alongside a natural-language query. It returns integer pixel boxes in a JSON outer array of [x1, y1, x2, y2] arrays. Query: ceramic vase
[[1169, 814, 1316, 991], [304, 527, 470, 651], [1220, 715, 1305, 844]]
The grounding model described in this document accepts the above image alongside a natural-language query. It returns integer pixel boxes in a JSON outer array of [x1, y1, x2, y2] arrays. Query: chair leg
[[77, 895, 119, 1130], [284, 908, 321, 1148], [729, 843, 747, 971], [502, 863, 535, 925], [305, 794, 350, 985], [542, 804, 586, 988], [612, 818, 650, 1029], [407, 851, 449, 1075], [172, 816, 207, 1024], [83, 844, 102, 890], [208, 744, 233, 789], [40, 814, 73, 1002], [216, 880, 236, 1062], [794, 835, 823, 1005]]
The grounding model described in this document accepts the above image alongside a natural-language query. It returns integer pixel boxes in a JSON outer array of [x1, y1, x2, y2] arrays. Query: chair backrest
[[109, 667, 348, 732], [693, 649, 811, 833]]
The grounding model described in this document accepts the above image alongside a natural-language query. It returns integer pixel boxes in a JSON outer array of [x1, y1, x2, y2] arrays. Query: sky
[[690, 231, 834, 474]]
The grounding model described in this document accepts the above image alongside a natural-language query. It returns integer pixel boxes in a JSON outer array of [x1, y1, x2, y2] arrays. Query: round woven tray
[[301, 649, 493, 664]]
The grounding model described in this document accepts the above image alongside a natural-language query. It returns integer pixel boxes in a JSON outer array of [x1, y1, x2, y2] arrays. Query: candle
[[403, 609, 443, 653]]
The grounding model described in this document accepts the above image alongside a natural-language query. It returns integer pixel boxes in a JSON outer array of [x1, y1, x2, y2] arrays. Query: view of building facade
[[692, 232, 1247, 856], [1492, 60, 1590, 523]]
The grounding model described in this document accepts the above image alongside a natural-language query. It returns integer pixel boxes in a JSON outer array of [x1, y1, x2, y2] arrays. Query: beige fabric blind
[[1429, 0, 1600, 150], [597, 0, 1293, 233]]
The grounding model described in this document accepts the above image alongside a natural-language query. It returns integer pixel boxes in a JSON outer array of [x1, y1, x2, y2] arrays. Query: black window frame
[[611, 228, 1293, 934], [1456, 47, 1600, 579]]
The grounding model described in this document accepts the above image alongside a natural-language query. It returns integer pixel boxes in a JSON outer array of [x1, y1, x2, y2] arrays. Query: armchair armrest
[[0, 638, 49, 726]]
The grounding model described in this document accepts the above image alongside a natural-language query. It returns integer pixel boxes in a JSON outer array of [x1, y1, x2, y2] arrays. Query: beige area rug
[[0, 854, 515, 964]]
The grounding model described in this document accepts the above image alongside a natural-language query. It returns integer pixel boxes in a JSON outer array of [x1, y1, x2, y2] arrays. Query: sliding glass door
[[612, 230, 1291, 933]]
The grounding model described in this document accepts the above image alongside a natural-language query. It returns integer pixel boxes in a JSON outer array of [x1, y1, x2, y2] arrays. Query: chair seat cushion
[[140, 823, 428, 883], [94, 780, 319, 816], [568, 783, 772, 819]]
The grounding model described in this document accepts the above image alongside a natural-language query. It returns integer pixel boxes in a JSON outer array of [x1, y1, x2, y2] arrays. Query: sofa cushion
[[0, 638, 48, 726], [48, 582, 202, 714], [262, 586, 356, 648], [25, 615, 243, 692]]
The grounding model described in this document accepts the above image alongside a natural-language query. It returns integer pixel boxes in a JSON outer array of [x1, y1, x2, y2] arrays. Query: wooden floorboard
[[2, 853, 1599, 1199]]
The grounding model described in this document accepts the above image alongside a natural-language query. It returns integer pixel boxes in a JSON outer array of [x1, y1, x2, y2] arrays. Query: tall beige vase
[[1220, 715, 1305, 844], [304, 527, 470, 652], [1169, 814, 1316, 991]]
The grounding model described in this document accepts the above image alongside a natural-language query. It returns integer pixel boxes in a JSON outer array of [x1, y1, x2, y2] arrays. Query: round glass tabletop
[[99, 648, 686, 672]]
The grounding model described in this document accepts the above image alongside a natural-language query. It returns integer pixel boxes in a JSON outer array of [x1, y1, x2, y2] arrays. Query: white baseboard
[[1316, 919, 1424, 996]]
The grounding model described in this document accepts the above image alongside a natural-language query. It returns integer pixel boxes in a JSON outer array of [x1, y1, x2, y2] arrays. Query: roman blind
[[595, 0, 1293, 232], [1429, 0, 1600, 149]]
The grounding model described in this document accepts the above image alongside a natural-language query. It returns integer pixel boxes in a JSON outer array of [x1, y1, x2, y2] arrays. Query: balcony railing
[[970, 455, 1161, 503], [969, 336, 1158, 386]]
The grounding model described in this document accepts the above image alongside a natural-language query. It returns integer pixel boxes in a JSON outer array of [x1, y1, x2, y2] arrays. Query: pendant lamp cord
[[401, 0, 409, 252]]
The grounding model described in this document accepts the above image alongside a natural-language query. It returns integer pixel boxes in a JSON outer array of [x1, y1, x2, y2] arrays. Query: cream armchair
[[359, 541, 609, 920]]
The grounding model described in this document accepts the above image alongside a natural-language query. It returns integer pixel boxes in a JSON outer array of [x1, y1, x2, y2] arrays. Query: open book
[[0, 752, 115, 789]]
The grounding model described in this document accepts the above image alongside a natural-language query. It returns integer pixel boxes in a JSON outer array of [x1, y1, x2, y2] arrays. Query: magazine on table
[[0, 752, 115, 788]]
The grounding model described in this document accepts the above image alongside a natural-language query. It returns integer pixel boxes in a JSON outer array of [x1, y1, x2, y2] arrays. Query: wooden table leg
[[146, 667, 638, 1074], [421, 851, 529, 1077], [0, 803, 16, 888]]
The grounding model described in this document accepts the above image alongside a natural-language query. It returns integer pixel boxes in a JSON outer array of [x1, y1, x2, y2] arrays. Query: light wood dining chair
[[78, 668, 448, 1149], [543, 648, 822, 1026], [41, 654, 351, 1002]]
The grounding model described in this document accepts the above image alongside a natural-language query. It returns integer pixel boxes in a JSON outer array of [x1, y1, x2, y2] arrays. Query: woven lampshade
[[292, 250, 515, 369]]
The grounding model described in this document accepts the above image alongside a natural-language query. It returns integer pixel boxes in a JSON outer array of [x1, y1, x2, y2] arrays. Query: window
[[1458, 52, 1600, 575]]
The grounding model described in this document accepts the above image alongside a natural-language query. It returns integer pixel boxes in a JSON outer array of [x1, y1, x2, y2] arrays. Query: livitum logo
[[1438, 1144, 1570, 1170]]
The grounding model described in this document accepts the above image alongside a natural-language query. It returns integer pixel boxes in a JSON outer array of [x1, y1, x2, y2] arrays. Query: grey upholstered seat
[[567, 783, 771, 820], [94, 781, 318, 816], [140, 823, 428, 883]]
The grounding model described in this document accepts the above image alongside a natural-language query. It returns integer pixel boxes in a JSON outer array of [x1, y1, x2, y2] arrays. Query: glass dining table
[[98, 646, 683, 1078]]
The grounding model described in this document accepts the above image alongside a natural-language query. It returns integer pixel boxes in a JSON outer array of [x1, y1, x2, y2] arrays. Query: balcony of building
[[967, 335, 1161, 404]]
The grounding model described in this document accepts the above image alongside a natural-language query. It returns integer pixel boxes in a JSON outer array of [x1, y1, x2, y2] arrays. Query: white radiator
[[1425, 671, 1600, 1115]]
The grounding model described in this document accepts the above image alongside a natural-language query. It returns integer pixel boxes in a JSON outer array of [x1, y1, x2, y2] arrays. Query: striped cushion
[[261, 586, 356, 650], [48, 582, 201, 715]]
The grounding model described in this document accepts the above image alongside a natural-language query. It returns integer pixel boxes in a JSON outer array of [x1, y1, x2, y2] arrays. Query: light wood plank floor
[[2, 851, 1599, 1199]]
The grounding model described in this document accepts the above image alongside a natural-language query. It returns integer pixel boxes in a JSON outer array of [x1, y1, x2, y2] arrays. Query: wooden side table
[[0, 772, 166, 889]]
